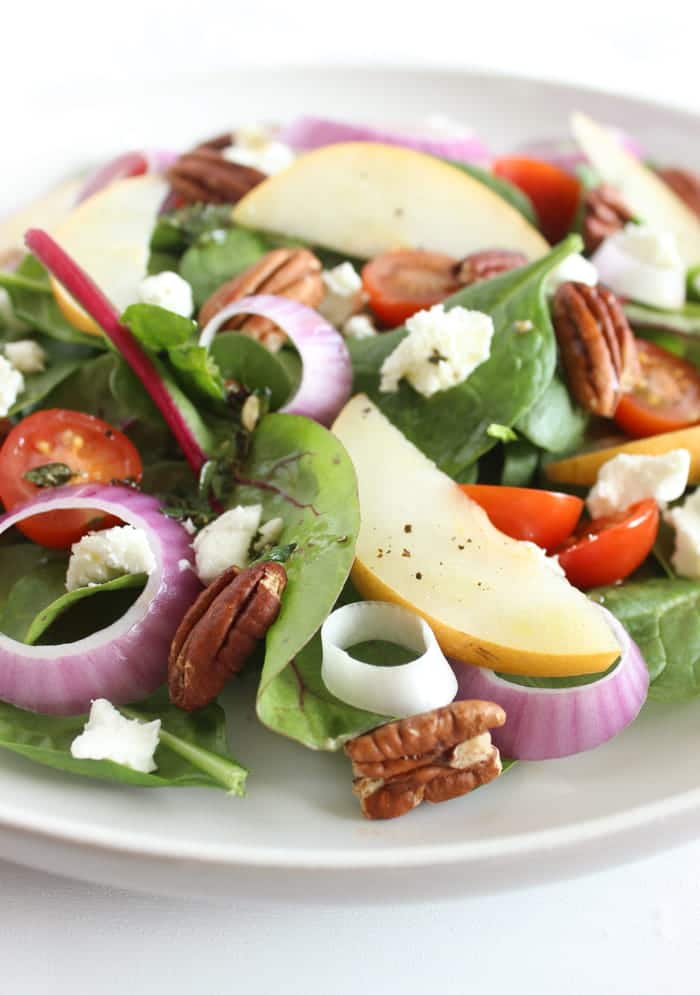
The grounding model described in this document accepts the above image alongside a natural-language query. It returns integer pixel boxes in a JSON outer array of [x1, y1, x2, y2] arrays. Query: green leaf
[[444, 159, 538, 225], [500, 439, 540, 486], [121, 303, 197, 350], [168, 343, 226, 404], [150, 204, 236, 256], [210, 332, 293, 410], [486, 423, 518, 443], [589, 578, 700, 701], [625, 300, 700, 337], [349, 236, 582, 477], [0, 690, 246, 792], [179, 227, 268, 307], [23, 462, 74, 487], [24, 573, 146, 645], [0, 545, 65, 613], [0, 558, 67, 641], [229, 414, 361, 749], [8, 333, 99, 417], [515, 373, 588, 454]]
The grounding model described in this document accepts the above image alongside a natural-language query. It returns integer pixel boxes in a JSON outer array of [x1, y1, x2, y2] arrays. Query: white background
[[3, 1, 700, 992]]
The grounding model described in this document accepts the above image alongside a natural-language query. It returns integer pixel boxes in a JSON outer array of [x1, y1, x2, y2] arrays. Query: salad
[[0, 112, 699, 820]]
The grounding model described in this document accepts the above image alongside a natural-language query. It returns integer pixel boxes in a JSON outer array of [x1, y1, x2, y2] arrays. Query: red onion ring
[[451, 609, 649, 760], [76, 149, 179, 204], [278, 115, 491, 166], [0, 484, 200, 715], [199, 294, 352, 426]]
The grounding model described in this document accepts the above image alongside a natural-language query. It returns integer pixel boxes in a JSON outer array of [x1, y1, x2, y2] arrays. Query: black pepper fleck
[[404, 524, 413, 533], [415, 572, 423, 580]]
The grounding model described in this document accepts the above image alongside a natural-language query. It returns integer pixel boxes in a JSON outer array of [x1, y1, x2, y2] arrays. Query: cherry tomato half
[[491, 156, 581, 244], [614, 338, 700, 439], [554, 498, 659, 589], [361, 249, 460, 327], [0, 409, 143, 549], [460, 484, 584, 552]]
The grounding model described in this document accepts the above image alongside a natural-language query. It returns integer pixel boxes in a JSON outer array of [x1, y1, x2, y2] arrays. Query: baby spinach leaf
[[9, 335, 96, 417], [24, 574, 146, 645], [0, 558, 67, 642], [210, 332, 292, 409], [515, 372, 588, 454], [444, 159, 537, 225], [151, 204, 236, 256], [168, 343, 226, 404], [121, 303, 196, 350], [350, 236, 582, 477], [229, 414, 360, 747], [0, 691, 246, 793], [589, 578, 700, 701], [500, 439, 540, 486], [179, 227, 268, 307]]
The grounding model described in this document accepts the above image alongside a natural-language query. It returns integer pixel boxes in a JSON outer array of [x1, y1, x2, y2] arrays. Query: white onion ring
[[199, 293, 352, 427], [451, 608, 649, 761], [0, 484, 201, 715], [321, 601, 458, 717]]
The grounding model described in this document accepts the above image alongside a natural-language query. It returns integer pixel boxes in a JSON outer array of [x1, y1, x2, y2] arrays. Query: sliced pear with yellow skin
[[233, 142, 549, 260], [49, 175, 169, 335], [546, 424, 700, 488], [571, 112, 700, 267], [333, 395, 620, 677], [0, 175, 83, 260]]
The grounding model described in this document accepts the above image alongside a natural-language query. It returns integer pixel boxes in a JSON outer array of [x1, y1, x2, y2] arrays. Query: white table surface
[[3, 1, 700, 991]]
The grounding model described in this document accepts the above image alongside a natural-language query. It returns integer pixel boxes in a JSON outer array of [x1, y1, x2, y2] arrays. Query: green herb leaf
[[150, 204, 236, 255], [179, 227, 268, 307], [121, 303, 197, 351], [8, 334, 98, 417], [210, 332, 293, 410], [350, 236, 582, 477], [23, 462, 74, 488], [168, 343, 226, 404]]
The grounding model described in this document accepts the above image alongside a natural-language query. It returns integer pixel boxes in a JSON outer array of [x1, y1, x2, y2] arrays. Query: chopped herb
[[23, 462, 73, 487], [428, 348, 448, 364]]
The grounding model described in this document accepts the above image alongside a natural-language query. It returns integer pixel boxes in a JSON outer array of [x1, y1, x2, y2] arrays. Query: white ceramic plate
[[2, 67, 700, 902]]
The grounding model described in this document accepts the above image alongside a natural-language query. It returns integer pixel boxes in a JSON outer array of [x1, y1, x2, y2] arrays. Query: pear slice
[[49, 175, 169, 335], [0, 175, 84, 261], [333, 395, 620, 677], [571, 112, 700, 266], [233, 142, 548, 260]]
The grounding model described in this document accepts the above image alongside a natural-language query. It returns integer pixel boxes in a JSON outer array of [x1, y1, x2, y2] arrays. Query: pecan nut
[[168, 146, 265, 205], [198, 248, 324, 352], [453, 249, 528, 286], [168, 561, 287, 711], [552, 282, 641, 418], [656, 167, 700, 219], [582, 184, 635, 254], [345, 700, 505, 820]]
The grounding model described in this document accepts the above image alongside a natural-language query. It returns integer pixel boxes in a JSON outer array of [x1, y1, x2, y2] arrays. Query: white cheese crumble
[[665, 488, 700, 579], [586, 450, 690, 519], [342, 314, 377, 340], [138, 271, 194, 318], [193, 504, 262, 585], [0, 354, 24, 416], [4, 339, 47, 373], [70, 699, 160, 773], [546, 253, 598, 294], [223, 124, 295, 175], [253, 516, 285, 552], [318, 262, 366, 328], [379, 304, 494, 398], [591, 223, 686, 310], [65, 525, 157, 592]]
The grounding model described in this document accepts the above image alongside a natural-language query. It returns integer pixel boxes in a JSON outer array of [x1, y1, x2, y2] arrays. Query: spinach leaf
[[168, 343, 226, 404], [121, 303, 196, 350], [229, 414, 361, 748], [349, 236, 582, 477], [0, 559, 67, 641], [0, 546, 65, 617], [150, 204, 236, 256], [0, 691, 246, 793], [444, 159, 537, 225], [589, 578, 700, 701], [210, 332, 293, 409], [625, 300, 700, 337], [8, 335, 97, 417], [26, 574, 146, 645], [179, 227, 268, 307], [500, 438, 540, 486], [0, 257, 105, 348], [515, 373, 588, 454]]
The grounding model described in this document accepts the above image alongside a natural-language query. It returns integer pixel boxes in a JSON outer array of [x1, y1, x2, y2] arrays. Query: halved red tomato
[[361, 249, 460, 326], [0, 409, 142, 548], [554, 498, 659, 589], [491, 156, 581, 244], [614, 338, 700, 438], [459, 484, 584, 552]]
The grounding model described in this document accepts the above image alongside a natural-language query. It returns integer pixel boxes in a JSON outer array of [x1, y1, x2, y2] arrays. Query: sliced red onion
[[25, 228, 207, 474], [451, 609, 649, 760], [516, 128, 644, 174], [77, 150, 179, 204], [199, 294, 352, 426], [278, 115, 491, 166], [0, 484, 200, 715]]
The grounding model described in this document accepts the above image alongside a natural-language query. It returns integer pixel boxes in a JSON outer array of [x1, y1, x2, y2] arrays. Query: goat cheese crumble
[[66, 525, 157, 592], [546, 253, 598, 293], [586, 450, 690, 519], [591, 223, 686, 310], [223, 124, 295, 175], [70, 699, 161, 773], [342, 314, 377, 340], [4, 339, 47, 373], [318, 262, 366, 328], [138, 271, 194, 318], [664, 488, 700, 579], [379, 304, 494, 398], [0, 354, 24, 416], [193, 505, 262, 584]]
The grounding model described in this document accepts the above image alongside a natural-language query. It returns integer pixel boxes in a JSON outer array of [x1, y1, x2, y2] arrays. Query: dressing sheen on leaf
[[349, 235, 582, 477]]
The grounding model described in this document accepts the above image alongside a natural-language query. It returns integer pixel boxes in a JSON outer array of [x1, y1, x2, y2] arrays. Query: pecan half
[[168, 146, 265, 205], [168, 561, 287, 711], [582, 184, 635, 254], [656, 167, 700, 219], [552, 282, 641, 418], [345, 700, 505, 820], [453, 249, 528, 286], [198, 248, 324, 352]]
